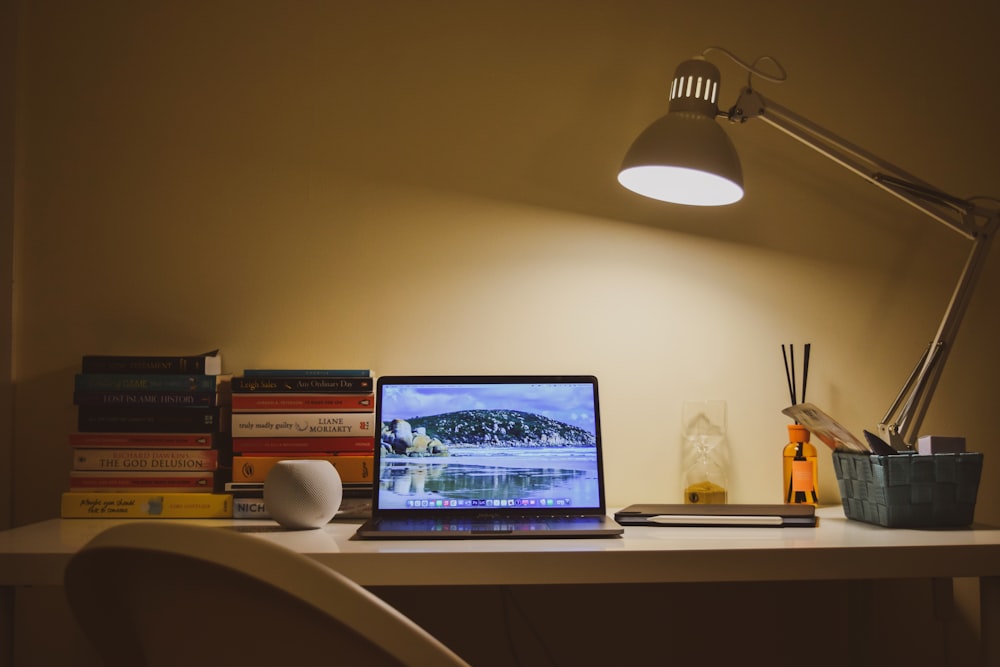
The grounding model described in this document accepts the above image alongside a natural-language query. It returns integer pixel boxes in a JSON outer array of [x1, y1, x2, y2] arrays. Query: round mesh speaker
[[264, 460, 343, 530]]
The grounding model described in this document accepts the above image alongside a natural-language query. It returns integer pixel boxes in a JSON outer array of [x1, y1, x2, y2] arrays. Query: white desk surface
[[3, 506, 1000, 588]]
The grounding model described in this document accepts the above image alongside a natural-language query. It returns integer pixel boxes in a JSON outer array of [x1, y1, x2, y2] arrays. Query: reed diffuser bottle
[[781, 343, 818, 505], [783, 423, 818, 505]]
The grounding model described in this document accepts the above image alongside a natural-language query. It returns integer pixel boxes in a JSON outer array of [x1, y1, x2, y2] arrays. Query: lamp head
[[618, 57, 744, 206]]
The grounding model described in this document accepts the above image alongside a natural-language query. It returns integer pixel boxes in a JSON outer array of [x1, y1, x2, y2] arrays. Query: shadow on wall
[[13, 365, 78, 526]]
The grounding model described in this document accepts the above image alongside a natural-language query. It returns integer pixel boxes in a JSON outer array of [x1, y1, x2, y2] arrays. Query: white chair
[[63, 521, 470, 667]]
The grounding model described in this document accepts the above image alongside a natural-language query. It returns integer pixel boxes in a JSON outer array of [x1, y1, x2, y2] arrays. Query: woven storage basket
[[832, 451, 983, 528]]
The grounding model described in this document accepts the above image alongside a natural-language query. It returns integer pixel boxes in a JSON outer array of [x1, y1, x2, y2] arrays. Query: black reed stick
[[783, 343, 812, 420], [802, 343, 811, 404], [782, 344, 796, 405], [790, 345, 797, 404]]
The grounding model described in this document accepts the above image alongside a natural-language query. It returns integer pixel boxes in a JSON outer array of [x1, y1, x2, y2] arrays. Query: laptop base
[[354, 514, 623, 539]]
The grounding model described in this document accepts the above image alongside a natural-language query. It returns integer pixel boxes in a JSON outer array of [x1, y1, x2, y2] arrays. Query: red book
[[68, 470, 216, 492], [231, 393, 373, 412], [69, 432, 218, 449]]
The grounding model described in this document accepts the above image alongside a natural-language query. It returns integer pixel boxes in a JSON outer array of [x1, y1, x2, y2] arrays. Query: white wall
[[11, 1, 1000, 527], [13, 161, 999, 520]]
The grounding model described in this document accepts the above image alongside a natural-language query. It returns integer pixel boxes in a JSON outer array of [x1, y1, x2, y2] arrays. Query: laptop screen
[[374, 375, 606, 515]]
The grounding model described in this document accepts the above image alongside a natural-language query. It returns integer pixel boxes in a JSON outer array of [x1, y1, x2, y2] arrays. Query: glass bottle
[[782, 423, 818, 505]]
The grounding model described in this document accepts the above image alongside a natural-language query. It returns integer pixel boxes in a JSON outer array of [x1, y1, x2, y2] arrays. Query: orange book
[[231, 454, 374, 483], [232, 436, 374, 454]]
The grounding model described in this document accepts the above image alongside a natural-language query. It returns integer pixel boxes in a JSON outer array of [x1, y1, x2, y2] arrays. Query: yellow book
[[60, 492, 232, 518], [231, 455, 374, 483]]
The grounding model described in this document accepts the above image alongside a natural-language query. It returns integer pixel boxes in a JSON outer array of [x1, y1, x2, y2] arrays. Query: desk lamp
[[618, 47, 1000, 451]]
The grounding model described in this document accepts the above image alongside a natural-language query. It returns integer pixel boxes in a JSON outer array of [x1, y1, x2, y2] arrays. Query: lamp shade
[[618, 58, 744, 206]]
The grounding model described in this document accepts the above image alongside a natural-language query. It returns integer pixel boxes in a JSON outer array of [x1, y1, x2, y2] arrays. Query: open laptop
[[354, 375, 623, 539]]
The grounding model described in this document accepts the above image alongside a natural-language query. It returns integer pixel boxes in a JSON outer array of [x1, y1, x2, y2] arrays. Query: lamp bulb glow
[[618, 165, 744, 206]]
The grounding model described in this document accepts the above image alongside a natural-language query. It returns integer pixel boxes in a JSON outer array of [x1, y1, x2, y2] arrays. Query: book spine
[[77, 406, 230, 433], [68, 471, 216, 491], [71, 448, 219, 471], [231, 455, 374, 483], [226, 481, 371, 494], [74, 373, 230, 392], [242, 369, 370, 377], [231, 376, 372, 393], [60, 492, 232, 518], [73, 391, 230, 408], [68, 432, 218, 448], [231, 413, 372, 438], [80, 351, 221, 375], [232, 496, 271, 519], [231, 393, 373, 412], [225, 482, 265, 492], [232, 435, 375, 454]]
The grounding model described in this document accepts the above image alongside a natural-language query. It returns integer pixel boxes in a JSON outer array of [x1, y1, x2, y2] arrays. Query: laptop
[[354, 375, 623, 539]]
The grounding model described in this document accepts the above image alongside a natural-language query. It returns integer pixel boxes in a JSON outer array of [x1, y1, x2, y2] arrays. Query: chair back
[[64, 521, 470, 667]]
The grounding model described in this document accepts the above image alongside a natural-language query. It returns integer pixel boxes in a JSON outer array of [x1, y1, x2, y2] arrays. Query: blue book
[[74, 373, 230, 393]]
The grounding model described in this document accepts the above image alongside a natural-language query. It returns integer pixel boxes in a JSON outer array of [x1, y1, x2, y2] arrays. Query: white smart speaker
[[263, 459, 343, 530]]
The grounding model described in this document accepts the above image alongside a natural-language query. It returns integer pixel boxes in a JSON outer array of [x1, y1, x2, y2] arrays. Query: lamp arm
[[728, 87, 999, 449], [883, 233, 994, 447]]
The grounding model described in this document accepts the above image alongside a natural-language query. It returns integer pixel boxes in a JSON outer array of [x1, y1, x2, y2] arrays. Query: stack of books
[[61, 350, 234, 518], [228, 369, 376, 519]]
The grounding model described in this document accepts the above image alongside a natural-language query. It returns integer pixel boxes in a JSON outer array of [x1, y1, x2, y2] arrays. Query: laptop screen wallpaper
[[376, 381, 603, 512]]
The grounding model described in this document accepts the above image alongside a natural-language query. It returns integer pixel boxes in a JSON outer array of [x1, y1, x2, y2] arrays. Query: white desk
[[2, 506, 1000, 665], [3, 506, 999, 586]]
